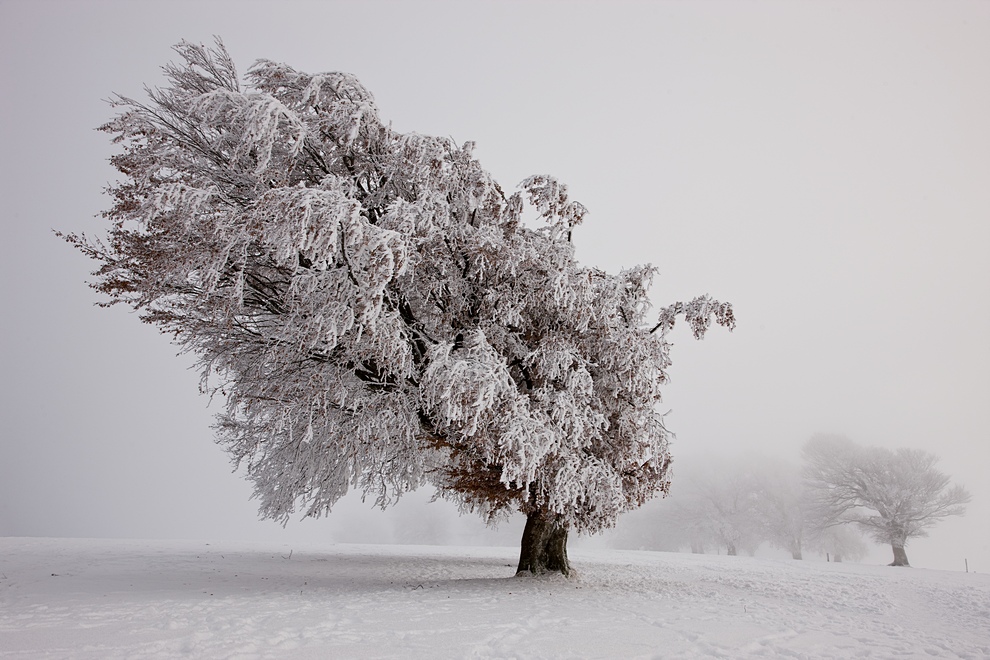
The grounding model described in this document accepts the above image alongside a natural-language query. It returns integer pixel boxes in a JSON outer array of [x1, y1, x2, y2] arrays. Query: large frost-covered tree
[[802, 435, 970, 567], [63, 40, 734, 576]]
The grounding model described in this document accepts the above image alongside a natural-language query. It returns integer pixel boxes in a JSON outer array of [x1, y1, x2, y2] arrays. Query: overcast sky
[[1, 0, 987, 571]]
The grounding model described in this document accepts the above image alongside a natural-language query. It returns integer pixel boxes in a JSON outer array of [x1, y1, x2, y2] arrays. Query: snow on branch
[[651, 295, 736, 339]]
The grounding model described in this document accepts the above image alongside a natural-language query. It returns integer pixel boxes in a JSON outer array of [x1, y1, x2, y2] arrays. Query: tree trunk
[[726, 542, 737, 556], [791, 549, 803, 560], [516, 509, 571, 576], [889, 544, 910, 567]]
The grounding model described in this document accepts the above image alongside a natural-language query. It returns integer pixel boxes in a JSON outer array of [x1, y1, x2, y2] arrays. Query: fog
[[1, 1, 987, 573]]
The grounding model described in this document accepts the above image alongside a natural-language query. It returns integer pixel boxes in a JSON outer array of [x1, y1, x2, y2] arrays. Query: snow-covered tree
[[62, 40, 734, 576], [802, 435, 970, 567]]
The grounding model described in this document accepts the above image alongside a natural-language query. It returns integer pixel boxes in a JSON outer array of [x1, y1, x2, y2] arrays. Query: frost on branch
[[65, 39, 734, 571], [519, 175, 587, 239], [652, 295, 736, 339]]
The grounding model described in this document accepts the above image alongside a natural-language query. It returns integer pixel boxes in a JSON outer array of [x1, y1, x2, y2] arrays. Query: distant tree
[[614, 456, 824, 559], [802, 435, 970, 567], [807, 524, 868, 563], [750, 461, 807, 560], [672, 460, 762, 556], [608, 498, 688, 553], [62, 40, 733, 576]]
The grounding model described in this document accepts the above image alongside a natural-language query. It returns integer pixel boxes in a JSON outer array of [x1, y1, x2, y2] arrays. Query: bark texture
[[517, 510, 570, 576], [889, 544, 910, 566]]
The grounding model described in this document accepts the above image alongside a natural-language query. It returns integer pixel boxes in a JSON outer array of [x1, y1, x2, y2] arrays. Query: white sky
[[1, 0, 987, 571]]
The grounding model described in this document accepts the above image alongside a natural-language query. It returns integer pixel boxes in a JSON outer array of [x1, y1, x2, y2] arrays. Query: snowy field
[[1, 538, 988, 659]]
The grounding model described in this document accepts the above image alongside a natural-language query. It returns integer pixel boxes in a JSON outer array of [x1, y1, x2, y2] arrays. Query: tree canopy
[[64, 39, 734, 574]]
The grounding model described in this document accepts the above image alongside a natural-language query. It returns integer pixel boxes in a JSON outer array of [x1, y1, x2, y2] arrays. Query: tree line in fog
[[611, 435, 969, 566]]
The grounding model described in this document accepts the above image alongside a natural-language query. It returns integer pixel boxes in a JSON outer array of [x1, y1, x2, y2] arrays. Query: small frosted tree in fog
[[671, 461, 762, 556], [807, 524, 868, 563], [63, 40, 734, 576], [614, 457, 801, 557], [608, 498, 691, 553], [610, 494, 712, 554], [750, 461, 807, 560], [802, 435, 969, 567]]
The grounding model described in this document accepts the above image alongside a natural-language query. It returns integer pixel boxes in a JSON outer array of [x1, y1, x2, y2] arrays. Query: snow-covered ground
[[1, 538, 988, 659]]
